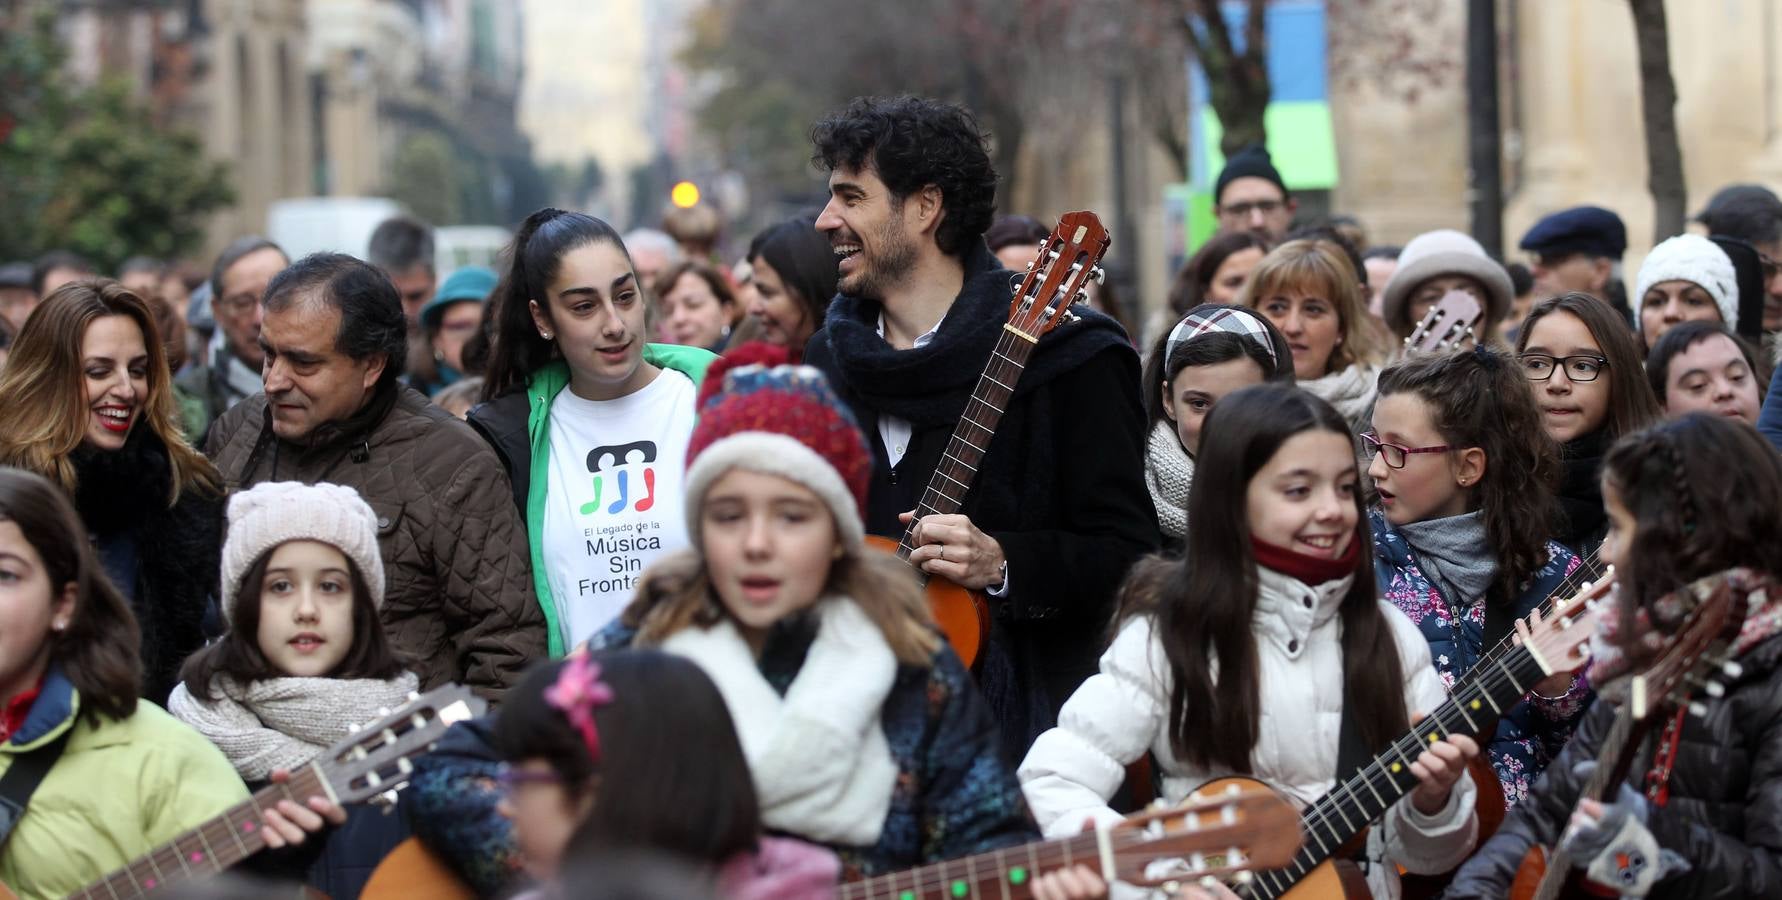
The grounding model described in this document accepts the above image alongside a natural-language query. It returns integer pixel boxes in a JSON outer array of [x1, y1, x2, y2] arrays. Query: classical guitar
[[54, 685, 484, 899], [839, 782, 1300, 899], [1509, 572, 1750, 900], [866, 211, 1112, 669], [1403, 290, 1485, 354], [1202, 569, 1614, 900]]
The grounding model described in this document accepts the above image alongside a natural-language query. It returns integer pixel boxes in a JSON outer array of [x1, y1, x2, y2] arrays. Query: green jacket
[[474, 344, 714, 655], [0, 668, 248, 899]]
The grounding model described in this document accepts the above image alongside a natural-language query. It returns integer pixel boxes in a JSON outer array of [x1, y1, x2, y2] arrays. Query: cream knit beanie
[[1634, 234, 1739, 330], [219, 481, 385, 623]]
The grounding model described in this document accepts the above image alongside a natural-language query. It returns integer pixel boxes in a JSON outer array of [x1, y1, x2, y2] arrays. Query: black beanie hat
[[1215, 144, 1288, 206]]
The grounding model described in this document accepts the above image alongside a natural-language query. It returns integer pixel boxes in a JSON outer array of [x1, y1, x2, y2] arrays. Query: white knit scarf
[[1144, 420, 1195, 541], [1300, 362, 1379, 431], [659, 597, 898, 847], [168, 672, 421, 782]]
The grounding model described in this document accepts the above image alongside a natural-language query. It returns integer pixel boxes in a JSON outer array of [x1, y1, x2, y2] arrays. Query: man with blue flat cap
[[1519, 205, 1631, 321]]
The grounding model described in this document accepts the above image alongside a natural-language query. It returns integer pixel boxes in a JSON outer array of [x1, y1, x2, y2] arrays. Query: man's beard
[[843, 217, 918, 301]]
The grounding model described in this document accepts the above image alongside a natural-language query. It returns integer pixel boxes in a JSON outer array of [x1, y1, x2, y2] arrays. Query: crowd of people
[[0, 92, 1778, 900]]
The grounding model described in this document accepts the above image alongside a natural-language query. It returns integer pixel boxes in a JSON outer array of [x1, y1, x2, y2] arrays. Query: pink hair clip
[[543, 651, 614, 762]]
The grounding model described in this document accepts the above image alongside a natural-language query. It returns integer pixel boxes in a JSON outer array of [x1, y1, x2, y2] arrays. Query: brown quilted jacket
[[205, 386, 547, 701]]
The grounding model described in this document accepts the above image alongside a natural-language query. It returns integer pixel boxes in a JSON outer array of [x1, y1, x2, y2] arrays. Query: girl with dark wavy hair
[[1367, 346, 1588, 807]]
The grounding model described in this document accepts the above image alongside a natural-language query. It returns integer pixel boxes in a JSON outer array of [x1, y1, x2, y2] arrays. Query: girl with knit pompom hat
[[1634, 233, 1740, 351], [169, 480, 416, 898], [586, 341, 1037, 878]]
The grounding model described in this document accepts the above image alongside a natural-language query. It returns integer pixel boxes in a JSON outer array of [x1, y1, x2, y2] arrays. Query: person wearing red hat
[[587, 342, 1037, 878]]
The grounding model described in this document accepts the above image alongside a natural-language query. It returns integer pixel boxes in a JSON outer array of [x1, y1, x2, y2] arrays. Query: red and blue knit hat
[[685, 342, 872, 551]]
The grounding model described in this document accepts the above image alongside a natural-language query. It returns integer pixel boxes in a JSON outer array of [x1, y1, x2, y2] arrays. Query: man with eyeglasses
[[1214, 144, 1296, 242], [176, 236, 289, 438], [1518, 206, 1630, 323]]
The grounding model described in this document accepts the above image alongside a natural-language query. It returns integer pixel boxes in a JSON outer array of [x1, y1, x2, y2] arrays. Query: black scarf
[[817, 243, 1133, 427], [71, 425, 174, 536], [1556, 428, 1611, 550]]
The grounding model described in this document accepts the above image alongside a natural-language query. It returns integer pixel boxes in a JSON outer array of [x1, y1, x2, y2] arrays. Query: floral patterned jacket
[[1368, 510, 1593, 808]]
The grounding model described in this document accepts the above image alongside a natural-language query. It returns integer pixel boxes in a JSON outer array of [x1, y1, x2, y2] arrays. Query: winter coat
[[1760, 358, 1782, 453], [402, 716, 524, 897], [1017, 567, 1478, 900], [0, 666, 249, 900], [69, 426, 223, 703], [466, 346, 715, 655], [714, 837, 840, 900], [205, 384, 547, 699], [591, 614, 1037, 877], [1445, 632, 1782, 899], [1369, 511, 1592, 806], [803, 243, 1159, 753]]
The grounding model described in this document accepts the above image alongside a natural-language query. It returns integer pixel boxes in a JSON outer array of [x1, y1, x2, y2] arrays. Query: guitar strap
[[0, 728, 72, 851]]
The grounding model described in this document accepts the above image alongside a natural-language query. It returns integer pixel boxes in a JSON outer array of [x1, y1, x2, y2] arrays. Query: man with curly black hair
[[801, 95, 1159, 757]]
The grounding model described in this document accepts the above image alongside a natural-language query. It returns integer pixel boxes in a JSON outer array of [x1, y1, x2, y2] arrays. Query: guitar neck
[[893, 326, 1038, 558], [1242, 639, 1550, 900], [1530, 706, 1643, 900], [838, 830, 1106, 900], [73, 763, 329, 898]]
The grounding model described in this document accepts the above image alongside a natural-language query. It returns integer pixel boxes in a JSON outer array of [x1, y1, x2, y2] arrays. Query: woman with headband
[[1138, 304, 1294, 552]]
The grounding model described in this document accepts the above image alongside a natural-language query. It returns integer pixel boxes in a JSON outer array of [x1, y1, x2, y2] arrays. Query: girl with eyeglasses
[[1364, 347, 1589, 809], [1514, 292, 1661, 556]]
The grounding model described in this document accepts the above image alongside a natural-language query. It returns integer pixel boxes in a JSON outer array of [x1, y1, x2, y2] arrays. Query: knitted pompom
[[697, 340, 794, 410]]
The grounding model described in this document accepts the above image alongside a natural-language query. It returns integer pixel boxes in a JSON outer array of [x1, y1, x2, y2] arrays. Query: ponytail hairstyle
[[1120, 385, 1407, 771], [482, 209, 632, 401], [1602, 412, 1782, 651], [0, 467, 142, 721], [493, 649, 761, 866], [1375, 346, 1560, 588]]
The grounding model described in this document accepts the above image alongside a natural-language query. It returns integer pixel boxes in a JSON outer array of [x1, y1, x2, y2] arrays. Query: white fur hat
[[219, 481, 384, 623], [1634, 234, 1739, 330]]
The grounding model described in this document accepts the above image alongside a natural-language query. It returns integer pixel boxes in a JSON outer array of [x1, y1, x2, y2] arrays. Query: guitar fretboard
[[1239, 638, 1547, 899], [838, 828, 1113, 900], [893, 324, 1039, 561], [72, 763, 328, 898]]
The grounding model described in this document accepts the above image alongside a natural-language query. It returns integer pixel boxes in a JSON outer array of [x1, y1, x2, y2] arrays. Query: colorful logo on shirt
[[580, 441, 658, 516]]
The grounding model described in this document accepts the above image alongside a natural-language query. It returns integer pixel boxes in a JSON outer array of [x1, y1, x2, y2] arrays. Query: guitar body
[[1196, 777, 1372, 899], [360, 837, 477, 900], [868, 531, 992, 666]]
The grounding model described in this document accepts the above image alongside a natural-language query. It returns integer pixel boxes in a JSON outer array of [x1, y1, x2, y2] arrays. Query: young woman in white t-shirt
[[470, 209, 715, 655]]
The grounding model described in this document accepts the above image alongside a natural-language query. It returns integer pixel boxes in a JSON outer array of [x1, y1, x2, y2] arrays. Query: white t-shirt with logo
[[541, 369, 697, 646]]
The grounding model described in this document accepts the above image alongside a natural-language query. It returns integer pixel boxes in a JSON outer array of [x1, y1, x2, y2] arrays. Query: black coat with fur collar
[[71, 428, 223, 703]]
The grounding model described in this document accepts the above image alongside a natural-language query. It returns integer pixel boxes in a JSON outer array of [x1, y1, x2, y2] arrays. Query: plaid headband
[[1164, 307, 1280, 370]]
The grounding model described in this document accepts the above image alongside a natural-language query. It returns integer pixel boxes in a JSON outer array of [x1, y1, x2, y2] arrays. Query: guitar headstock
[[1007, 211, 1111, 340], [1108, 782, 1302, 888], [1404, 290, 1484, 354], [1631, 572, 1750, 721], [316, 684, 486, 805], [1523, 567, 1616, 677]]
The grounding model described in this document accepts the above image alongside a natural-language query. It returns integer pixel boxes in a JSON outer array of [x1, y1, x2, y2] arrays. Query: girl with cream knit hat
[[169, 480, 417, 898]]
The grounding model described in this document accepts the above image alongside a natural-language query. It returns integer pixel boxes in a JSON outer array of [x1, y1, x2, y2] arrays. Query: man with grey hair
[[205, 252, 546, 699], [621, 227, 682, 289], [367, 215, 437, 328], [177, 236, 289, 437]]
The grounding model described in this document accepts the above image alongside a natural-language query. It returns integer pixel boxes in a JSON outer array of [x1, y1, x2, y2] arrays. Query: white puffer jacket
[[1018, 567, 1476, 900]]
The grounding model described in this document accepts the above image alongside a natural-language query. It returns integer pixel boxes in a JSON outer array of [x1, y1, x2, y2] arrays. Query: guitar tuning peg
[[1722, 661, 1745, 679], [347, 722, 362, 734], [1091, 266, 1106, 284], [1703, 680, 1725, 699], [1689, 701, 1709, 717], [407, 691, 420, 701], [378, 707, 391, 716]]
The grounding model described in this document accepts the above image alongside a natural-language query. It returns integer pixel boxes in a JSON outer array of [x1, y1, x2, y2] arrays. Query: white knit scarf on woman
[[1300, 362, 1379, 431], [659, 596, 898, 847], [1144, 421, 1195, 541], [168, 672, 421, 782]]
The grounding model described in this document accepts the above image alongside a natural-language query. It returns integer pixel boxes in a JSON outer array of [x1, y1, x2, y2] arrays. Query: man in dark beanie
[[1214, 144, 1295, 242]]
